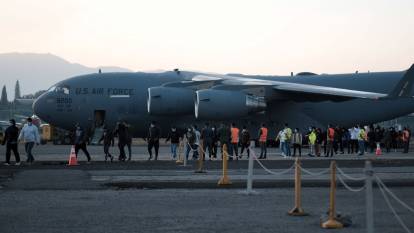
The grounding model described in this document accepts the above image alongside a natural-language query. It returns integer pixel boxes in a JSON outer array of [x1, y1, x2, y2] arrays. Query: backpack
[[187, 131, 195, 144]]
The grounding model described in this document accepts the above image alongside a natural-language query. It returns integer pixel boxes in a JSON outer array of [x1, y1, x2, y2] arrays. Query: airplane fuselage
[[33, 70, 414, 138]]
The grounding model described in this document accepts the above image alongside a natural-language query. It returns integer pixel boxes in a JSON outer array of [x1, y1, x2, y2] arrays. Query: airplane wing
[[189, 74, 387, 101]]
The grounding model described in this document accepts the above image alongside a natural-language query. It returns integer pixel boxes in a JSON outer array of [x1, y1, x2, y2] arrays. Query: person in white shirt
[[276, 130, 286, 157], [18, 117, 40, 163], [349, 126, 360, 154]]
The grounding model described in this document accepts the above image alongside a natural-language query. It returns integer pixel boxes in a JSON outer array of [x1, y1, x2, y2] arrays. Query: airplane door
[[94, 110, 106, 127]]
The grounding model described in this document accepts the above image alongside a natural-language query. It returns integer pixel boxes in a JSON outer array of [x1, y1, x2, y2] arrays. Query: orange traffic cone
[[68, 146, 79, 166], [375, 143, 382, 156]]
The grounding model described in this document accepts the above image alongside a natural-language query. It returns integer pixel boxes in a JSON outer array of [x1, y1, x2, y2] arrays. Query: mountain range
[[0, 52, 132, 99]]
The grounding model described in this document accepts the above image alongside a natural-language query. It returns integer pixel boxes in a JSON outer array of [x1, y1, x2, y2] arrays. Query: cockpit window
[[47, 85, 70, 95], [47, 86, 56, 92]]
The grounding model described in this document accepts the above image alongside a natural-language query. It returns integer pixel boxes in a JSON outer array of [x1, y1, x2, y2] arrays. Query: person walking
[[230, 123, 240, 160], [358, 126, 366, 156], [383, 127, 393, 153], [341, 127, 350, 154], [73, 124, 92, 163], [211, 125, 218, 159], [307, 127, 317, 157], [166, 126, 180, 160], [184, 126, 196, 160], [276, 129, 286, 157], [315, 128, 323, 157], [326, 124, 335, 157], [258, 124, 268, 159], [124, 122, 133, 161], [283, 124, 292, 157], [115, 122, 128, 161], [349, 126, 359, 154], [193, 125, 201, 159], [239, 126, 250, 159], [18, 117, 40, 164], [367, 125, 376, 153], [292, 128, 302, 157], [99, 128, 114, 162], [147, 121, 160, 160], [201, 123, 214, 160], [218, 123, 231, 159], [2, 119, 21, 165], [402, 127, 411, 153]]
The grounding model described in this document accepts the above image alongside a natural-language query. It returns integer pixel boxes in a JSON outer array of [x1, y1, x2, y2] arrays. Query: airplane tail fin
[[388, 64, 414, 98]]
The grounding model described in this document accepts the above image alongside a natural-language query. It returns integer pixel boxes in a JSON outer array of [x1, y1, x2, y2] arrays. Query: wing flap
[[273, 83, 387, 100]]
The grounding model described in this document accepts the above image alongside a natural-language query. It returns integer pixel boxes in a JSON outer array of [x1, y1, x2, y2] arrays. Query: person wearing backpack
[[239, 126, 250, 159], [184, 126, 197, 160], [283, 123, 292, 157], [218, 123, 231, 160]]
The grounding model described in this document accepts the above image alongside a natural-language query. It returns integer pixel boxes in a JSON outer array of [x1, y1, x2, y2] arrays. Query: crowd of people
[[1, 118, 412, 165]]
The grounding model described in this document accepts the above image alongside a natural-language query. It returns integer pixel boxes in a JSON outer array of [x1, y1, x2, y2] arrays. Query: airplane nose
[[33, 93, 48, 120]]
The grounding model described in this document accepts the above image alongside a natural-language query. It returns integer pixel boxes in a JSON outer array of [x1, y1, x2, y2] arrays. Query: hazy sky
[[1, 0, 414, 75]]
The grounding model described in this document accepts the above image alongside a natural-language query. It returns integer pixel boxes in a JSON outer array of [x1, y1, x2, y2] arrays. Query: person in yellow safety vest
[[402, 127, 411, 153], [283, 123, 292, 157], [357, 126, 366, 156], [307, 127, 317, 157], [230, 123, 240, 160], [258, 123, 268, 159]]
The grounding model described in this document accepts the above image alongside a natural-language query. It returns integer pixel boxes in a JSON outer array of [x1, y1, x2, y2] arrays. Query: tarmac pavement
[[1, 144, 414, 232]]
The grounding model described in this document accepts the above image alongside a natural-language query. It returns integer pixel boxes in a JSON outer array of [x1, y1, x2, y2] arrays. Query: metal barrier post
[[195, 140, 206, 173], [176, 140, 184, 164], [365, 160, 374, 233], [289, 157, 307, 216], [321, 160, 343, 229], [246, 144, 254, 192], [218, 144, 231, 186]]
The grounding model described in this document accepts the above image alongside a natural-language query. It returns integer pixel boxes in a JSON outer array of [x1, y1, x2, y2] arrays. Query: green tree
[[0, 85, 8, 105], [15, 80, 21, 100]]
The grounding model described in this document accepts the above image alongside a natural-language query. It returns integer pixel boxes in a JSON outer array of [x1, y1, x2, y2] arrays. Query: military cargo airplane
[[33, 65, 414, 138]]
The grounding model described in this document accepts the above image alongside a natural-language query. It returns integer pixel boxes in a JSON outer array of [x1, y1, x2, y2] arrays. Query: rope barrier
[[376, 176, 413, 233], [251, 152, 295, 176], [336, 166, 366, 181], [337, 174, 365, 192], [375, 175, 414, 214], [299, 166, 330, 177]]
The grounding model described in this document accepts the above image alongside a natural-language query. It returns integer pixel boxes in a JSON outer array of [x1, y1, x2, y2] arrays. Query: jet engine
[[195, 89, 266, 119], [147, 87, 194, 115]]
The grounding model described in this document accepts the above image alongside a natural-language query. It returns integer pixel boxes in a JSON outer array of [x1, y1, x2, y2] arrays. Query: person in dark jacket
[[184, 126, 197, 160], [124, 122, 133, 161], [166, 126, 180, 160], [99, 128, 114, 162], [114, 122, 128, 161], [239, 126, 250, 159], [2, 119, 21, 165], [217, 123, 231, 159], [367, 126, 376, 153], [201, 123, 214, 160], [74, 124, 91, 163], [211, 125, 218, 159], [146, 121, 160, 160], [341, 127, 350, 154]]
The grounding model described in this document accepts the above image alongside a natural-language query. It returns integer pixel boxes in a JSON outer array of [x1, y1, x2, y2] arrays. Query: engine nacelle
[[195, 89, 266, 119], [147, 87, 194, 115]]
